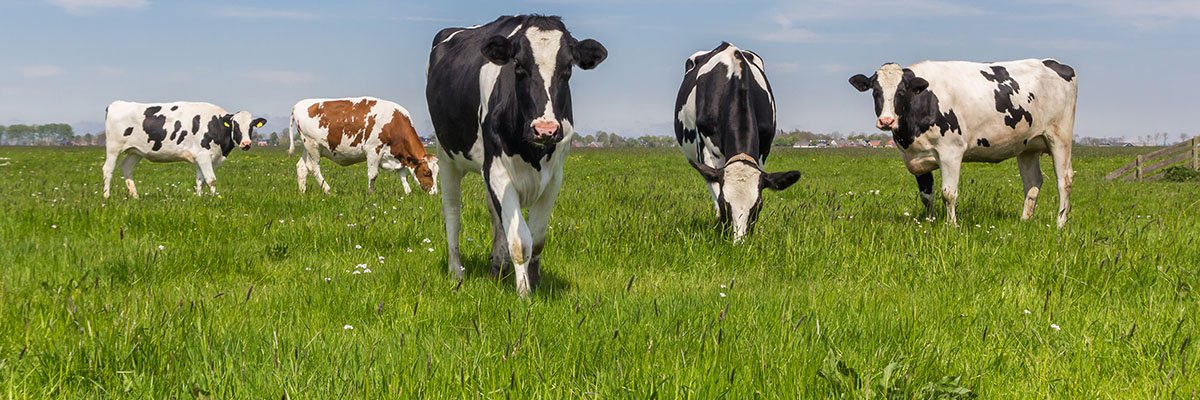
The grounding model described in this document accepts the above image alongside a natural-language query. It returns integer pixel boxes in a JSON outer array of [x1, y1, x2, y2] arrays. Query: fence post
[[1136, 155, 1144, 181], [1192, 137, 1198, 170]]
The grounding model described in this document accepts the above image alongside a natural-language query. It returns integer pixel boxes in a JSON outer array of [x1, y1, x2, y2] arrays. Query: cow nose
[[240, 139, 252, 149], [877, 117, 896, 130], [533, 121, 559, 137]]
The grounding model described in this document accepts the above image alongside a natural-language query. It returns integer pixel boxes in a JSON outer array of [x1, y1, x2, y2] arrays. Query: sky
[[1, 0, 1198, 139]]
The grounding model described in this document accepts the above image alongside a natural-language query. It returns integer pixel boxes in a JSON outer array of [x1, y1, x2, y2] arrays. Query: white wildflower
[[363, 268, 372, 274], [355, 244, 362, 250], [719, 292, 727, 298], [1023, 309, 1031, 315], [1050, 323, 1061, 331], [51, 224, 57, 229], [406, 248, 413, 253], [324, 277, 331, 283], [422, 238, 432, 244], [352, 270, 362, 275], [427, 247, 434, 252], [157, 245, 165, 251], [343, 325, 354, 330], [355, 263, 367, 270], [903, 212, 911, 217], [378, 256, 385, 263]]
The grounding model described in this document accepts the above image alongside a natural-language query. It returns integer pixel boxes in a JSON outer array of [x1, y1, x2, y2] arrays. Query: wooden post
[[1136, 155, 1144, 181], [1192, 137, 1198, 170]]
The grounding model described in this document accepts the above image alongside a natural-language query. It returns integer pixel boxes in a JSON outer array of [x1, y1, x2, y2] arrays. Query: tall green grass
[[0, 146, 1195, 398]]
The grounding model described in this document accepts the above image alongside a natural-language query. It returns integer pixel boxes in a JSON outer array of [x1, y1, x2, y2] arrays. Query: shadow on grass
[[452, 253, 573, 299]]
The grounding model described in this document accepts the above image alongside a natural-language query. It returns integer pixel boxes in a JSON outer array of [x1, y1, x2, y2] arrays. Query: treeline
[[772, 129, 891, 147], [0, 124, 76, 146], [572, 131, 677, 148]]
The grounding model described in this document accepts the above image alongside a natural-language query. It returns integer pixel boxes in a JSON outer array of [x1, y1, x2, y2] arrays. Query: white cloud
[[214, 6, 321, 21], [47, 0, 148, 13], [17, 65, 66, 78], [243, 70, 317, 85]]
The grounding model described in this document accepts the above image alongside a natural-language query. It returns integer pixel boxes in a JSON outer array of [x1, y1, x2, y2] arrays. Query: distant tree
[[269, 132, 280, 146], [0, 125, 6, 146]]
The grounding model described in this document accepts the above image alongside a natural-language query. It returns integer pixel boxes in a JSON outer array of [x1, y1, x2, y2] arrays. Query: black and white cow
[[426, 15, 606, 296], [849, 60, 1078, 227], [103, 101, 265, 198], [675, 42, 801, 241]]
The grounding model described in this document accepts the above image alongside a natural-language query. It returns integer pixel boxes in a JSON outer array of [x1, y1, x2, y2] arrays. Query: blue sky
[[1, 0, 1197, 139]]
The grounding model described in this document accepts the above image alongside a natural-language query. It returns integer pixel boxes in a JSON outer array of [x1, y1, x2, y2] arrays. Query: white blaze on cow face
[[875, 63, 904, 130], [525, 27, 564, 139], [722, 160, 762, 242], [230, 111, 255, 149]]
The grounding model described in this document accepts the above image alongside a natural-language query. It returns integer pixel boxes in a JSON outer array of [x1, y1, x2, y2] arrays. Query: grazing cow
[[289, 97, 438, 196], [427, 15, 607, 296], [849, 59, 1078, 227], [102, 101, 264, 198], [674, 42, 801, 241]]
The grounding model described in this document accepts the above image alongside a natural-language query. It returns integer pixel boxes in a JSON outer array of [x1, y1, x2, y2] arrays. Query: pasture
[[0, 145, 1196, 398]]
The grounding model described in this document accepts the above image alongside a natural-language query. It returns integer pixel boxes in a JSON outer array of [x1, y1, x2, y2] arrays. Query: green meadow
[[0, 146, 1196, 398]]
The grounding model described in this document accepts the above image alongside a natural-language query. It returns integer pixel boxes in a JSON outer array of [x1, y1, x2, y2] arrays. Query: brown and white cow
[[289, 97, 438, 196]]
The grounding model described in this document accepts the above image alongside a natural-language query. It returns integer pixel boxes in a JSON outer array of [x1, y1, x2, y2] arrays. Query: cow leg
[[485, 194, 510, 277], [197, 158, 218, 196], [488, 170, 534, 297], [916, 172, 935, 218], [194, 167, 205, 196], [938, 157, 963, 227], [398, 168, 413, 195], [439, 159, 466, 280], [366, 154, 381, 195], [295, 156, 309, 193], [1047, 138, 1074, 228], [524, 169, 564, 288], [1017, 151, 1044, 221], [303, 145, 331, 194], [119, 154, 142, 199], [102, 149, 119, 199]]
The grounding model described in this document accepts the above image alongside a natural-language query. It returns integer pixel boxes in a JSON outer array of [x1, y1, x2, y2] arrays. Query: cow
[[674, 42, 801, 242], [848, 59, 1078, 227], [102, 101, 264, 199], [289, 97, 438, 196], [426, 15, 607, 296]]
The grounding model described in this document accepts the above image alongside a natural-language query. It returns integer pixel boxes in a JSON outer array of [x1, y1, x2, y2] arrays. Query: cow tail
[[288, 110, 297, 155]]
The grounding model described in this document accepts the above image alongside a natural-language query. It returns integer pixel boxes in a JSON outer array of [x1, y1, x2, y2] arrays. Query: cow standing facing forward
[[427, 15, 607, 296], [103, 101, 264, 199], [675, 43, 801, 242], [849, 60, 1078, 227], [289, 97, 438, 196]]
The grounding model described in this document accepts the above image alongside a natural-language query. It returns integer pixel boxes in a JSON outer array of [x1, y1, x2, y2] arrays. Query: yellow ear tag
[[255, 122, 264, 128], [223, 121, 231, 128]]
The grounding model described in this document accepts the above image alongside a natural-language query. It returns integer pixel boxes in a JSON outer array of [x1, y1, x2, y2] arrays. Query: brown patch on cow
[[380, 110, 435, 191], [308, 99, 378, 151]]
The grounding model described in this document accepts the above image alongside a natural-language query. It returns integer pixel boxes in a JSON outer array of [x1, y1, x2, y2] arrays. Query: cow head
[[849, 63, 928, 131], [690, 153, 800, 242], [408, 154, 439, 195], [225, 111, 266, 150], [481, 20, 607, 146]]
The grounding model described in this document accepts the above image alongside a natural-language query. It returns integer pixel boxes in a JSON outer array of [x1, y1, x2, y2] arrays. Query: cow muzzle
[[530, 120, 562, 144], [877, 116, 897, 131], [240, 139, 252, 151]]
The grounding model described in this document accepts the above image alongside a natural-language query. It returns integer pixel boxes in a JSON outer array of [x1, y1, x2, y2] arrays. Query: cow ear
[[910, 77, 929, 93], [688, 159, 722, 183], [251, 118, 267, 129], [574, 39, 607, 70], [685, 58, 695, 72], [481, 35, 516, 65], [849, 74, 873, 92], [761, 170, 801, 191]]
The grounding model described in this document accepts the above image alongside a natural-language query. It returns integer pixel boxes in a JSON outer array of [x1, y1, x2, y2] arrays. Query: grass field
[[0, 145, 1196, 398]]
